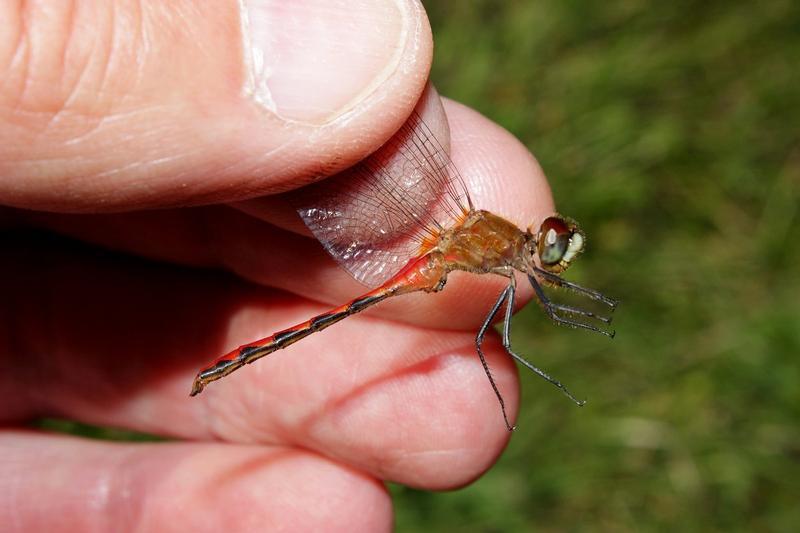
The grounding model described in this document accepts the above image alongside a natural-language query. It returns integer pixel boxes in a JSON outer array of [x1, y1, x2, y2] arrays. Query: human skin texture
[[0, 2, 554, 531]]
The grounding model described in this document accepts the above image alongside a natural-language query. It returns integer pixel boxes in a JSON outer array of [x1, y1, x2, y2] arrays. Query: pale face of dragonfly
[[530, 215, 586, 274]]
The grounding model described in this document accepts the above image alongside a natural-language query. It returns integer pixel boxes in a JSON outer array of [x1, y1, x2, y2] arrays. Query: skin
[[0, 2, 555, 531]]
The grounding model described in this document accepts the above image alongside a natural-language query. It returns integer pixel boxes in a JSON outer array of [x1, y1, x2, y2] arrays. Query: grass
[[388, 1, 800, 531]]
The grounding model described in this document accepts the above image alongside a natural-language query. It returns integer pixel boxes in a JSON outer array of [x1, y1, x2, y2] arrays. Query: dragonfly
[[190, 111, 616, 430]]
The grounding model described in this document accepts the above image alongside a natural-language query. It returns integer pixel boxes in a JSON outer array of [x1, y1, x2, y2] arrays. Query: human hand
[[0, 2, 555, 530]]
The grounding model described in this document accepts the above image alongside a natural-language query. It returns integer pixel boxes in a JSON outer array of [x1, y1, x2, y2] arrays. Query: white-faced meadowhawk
[[190, 110, 616, 430]]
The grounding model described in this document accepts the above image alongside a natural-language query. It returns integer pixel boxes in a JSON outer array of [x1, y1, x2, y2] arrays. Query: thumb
[[0, 0, 431, 213]]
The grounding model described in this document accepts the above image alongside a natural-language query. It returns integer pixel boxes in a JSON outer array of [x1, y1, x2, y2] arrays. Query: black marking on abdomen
[[349, 293, 388, 312], [310, 312, 347, 330], [239, 345, 262, 359], [201, 358, 239, 380], [191, 286, 406, 396], [274, 328, 311, 347]]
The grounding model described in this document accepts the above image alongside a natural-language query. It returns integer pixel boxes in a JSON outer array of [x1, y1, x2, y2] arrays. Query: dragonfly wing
[[294, 112, 472, 288]]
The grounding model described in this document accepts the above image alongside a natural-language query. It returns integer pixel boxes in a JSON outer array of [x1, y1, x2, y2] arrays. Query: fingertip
[[233, 0, 434, 193], [242, 0, 426, 125], [285, 330, 518, 490]]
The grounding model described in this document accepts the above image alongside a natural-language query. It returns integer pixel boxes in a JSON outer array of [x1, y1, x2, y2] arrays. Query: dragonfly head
[[530, 215, 585, 274]]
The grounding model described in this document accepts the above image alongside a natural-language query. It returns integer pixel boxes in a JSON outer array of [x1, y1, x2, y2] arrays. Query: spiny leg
[[532, 266, 618, 309], [475, 283, 516, 431], [548, 302, 613, 324], [502, 275, 586, 407], [528, 274, 616, 338]]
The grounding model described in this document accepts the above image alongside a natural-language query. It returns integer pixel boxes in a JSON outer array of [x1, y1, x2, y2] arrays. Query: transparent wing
[[294, 112, 472, 287]]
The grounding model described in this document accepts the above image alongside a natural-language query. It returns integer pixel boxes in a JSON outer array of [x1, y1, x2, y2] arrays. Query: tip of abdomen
[[190, 376, 206, 396]]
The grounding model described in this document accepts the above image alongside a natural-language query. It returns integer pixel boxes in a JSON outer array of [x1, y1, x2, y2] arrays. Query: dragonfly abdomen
[[190, 292, 391, 396], [190, 253, 449, 396]]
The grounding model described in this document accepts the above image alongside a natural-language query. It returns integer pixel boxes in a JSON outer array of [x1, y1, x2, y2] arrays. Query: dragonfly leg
[[502, 275, 586, 407], [528, 273, 616, 338], [546, 302, 613, 324], [475, 282, 516, 431], [532, 266, 618, 309]]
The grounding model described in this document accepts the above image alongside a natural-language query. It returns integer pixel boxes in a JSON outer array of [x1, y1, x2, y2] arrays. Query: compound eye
[[536, 216, 585, 271], [538, 217, 571, 265]]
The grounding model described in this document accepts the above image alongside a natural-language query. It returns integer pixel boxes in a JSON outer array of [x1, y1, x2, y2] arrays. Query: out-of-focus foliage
[[38, 418, 164, 442], [391, 1, 800, 531]]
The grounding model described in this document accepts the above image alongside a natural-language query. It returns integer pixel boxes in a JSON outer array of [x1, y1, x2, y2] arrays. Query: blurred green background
[[390, 0, 799, 531], [42, 0, 799, 531]]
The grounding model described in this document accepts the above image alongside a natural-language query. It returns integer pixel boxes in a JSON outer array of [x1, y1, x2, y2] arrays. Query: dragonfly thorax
[[437, 210, 530, 275]]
